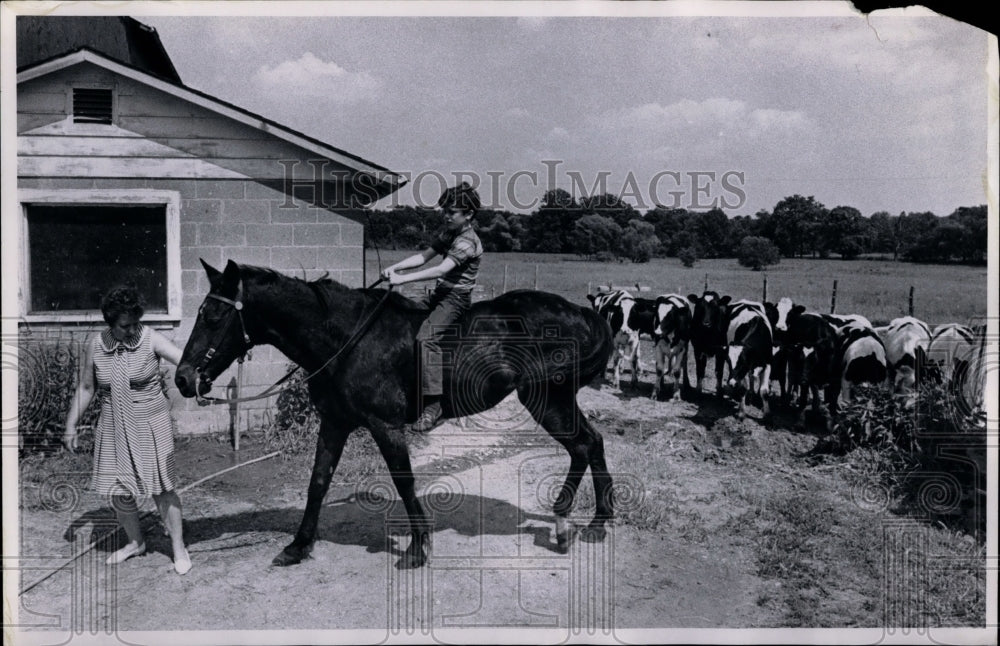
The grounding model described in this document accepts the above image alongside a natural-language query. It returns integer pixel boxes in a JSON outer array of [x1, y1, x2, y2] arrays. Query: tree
[[569, 215, 622, 259], [529, 189, 583, 253], [643, 206, 688, 256], [867, 211, 896, 255], [725, 215, 758, 257], [949, 205, 987, 264], [479, 214, 522, 252], [678, 246, 698, 268], [580, 193, 639, 228], [619, 220, 659, 263], [738, 236, 781, 271], [898, 212, 939, 262], [819, 206, 865, 259], [692, 208, 731, 258], [541, 188, 576, 209], [770, 195, 827, 258]]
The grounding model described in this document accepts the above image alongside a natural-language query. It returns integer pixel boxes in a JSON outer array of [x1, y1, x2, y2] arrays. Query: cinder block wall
[[18, 176, 365, 436]]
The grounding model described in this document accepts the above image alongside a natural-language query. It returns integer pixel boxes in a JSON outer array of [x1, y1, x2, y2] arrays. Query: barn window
[[72, 88, 113, 124], [19, 190, 182, 322]]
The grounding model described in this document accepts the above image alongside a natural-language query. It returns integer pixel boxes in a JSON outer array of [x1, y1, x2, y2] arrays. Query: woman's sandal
[[106, 541, 146, 565], [173, 548, 192, 575]]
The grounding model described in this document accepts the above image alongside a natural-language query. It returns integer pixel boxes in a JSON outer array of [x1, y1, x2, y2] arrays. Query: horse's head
[[175, 259, 254, 398]]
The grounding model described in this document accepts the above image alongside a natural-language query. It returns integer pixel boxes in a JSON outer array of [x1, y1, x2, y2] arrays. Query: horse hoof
[[396, 548, 428, 570], [272, 544, 310, 567], [272, 551, 300, 567], [580, 522, 608, 544]]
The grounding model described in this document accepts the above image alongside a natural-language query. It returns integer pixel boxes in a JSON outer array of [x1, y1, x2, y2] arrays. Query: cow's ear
[[790, 305, 806, 317], [687, 293, 700, 304], [586, 294, 596, 304], [719, 295, 732, 306]]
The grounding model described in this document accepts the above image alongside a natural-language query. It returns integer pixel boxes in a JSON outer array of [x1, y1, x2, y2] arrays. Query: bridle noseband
[[195, 280, 253, 387]]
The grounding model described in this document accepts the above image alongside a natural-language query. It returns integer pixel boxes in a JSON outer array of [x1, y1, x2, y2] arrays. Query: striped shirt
[[430, 223, 483, 293]]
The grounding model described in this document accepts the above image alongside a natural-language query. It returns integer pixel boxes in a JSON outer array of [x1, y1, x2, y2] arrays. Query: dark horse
[[174, 260, 615, 569]]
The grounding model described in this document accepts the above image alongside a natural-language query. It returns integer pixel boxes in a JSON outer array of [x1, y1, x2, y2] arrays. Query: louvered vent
[[72, 88, 113, 124]]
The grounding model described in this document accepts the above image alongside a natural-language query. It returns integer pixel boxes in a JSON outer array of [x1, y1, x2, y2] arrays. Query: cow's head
[[764, 297, 795, 336], [688, 291, 731, 331]]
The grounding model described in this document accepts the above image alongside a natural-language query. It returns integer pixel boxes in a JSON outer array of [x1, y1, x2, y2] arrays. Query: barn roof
[[17, 47, 406, 202], [17, 16, 181, 83]]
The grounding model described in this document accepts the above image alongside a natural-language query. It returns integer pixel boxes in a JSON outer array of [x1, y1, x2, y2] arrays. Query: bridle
[[193, 276, 392, 405]]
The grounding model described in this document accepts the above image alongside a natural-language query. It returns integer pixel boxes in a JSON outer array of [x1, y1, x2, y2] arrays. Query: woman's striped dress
[[91, 325, 176, 498]]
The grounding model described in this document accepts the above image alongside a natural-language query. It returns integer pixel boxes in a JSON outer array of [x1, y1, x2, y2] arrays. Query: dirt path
[[19, 383, 956, 635]]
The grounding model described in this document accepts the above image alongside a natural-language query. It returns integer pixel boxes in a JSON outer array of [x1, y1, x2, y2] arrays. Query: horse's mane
[[238, 263, 428, 319]]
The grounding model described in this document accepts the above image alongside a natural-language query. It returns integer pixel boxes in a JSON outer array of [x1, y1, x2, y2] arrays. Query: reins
[[194, 276, 392, 406]]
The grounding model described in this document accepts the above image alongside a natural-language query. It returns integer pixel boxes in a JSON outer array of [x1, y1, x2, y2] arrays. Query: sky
[[98, 7, 995, 216]]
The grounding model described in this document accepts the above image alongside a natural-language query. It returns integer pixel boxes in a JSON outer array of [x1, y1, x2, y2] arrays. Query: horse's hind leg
[[518, 384, 614, 553], [367, 425, 431, 569], [274, 423, 348, 566]]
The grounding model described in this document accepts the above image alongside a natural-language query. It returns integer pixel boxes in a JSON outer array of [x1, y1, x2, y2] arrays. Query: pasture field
[[366, 251, 989, 326], [17, 250, 988, 633]]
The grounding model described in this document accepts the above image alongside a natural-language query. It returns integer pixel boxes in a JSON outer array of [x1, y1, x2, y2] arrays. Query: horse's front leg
[[273, 423, 348, 566], [368, 425, 431, 569]]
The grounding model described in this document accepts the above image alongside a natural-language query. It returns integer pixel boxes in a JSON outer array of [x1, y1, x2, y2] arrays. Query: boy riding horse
[[382, 182, 484, 432]]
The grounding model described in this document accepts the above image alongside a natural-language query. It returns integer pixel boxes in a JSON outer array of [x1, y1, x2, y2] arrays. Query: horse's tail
[[577, 306, 615, 384]]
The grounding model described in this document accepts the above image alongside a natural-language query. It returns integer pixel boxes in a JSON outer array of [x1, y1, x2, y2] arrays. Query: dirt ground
[[15, 379, 987, 638]]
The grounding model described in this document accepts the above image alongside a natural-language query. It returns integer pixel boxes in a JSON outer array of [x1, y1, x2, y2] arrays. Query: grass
[[366, 251, 988, 326], [724, 471, 987, 627]]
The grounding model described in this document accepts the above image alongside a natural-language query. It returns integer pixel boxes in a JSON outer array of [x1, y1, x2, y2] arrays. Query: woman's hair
[[100, 285, 145, 326], [437, 182, 482, 216]]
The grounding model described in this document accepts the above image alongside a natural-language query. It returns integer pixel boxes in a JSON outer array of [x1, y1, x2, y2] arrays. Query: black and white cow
[[687, 291, 732, 395], [651, 294, 692, 400], [587, 290, 658, 389], [833, 321, 888, 410], [725, 300, 774, 418], [926, 323, 976, 385], [786, 308, 839, 429], [764, 297, 796, 401], [822, 312, 873, 331], [874, 316, 931, 394]]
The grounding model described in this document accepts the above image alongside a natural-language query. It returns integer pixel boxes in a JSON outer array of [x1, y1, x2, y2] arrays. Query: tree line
[[365, 190, 987, 266]]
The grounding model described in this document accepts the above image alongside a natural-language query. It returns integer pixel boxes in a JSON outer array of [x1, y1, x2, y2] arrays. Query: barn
[[15, 17, 405, 434]]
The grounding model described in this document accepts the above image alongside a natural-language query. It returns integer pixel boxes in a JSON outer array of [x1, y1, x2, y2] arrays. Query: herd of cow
[[587, 289, 987, 431]]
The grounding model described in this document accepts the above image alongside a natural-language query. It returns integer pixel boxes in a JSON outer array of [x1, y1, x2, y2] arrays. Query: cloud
[[251, 52, 381, 104], [591, 99, 810, 142]]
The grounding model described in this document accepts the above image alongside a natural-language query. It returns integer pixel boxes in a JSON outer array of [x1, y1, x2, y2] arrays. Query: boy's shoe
[[411, 400, 444, 433]]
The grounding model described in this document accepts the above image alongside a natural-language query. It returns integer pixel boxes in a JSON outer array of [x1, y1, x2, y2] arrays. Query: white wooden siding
[[17, 62, 362, 181]]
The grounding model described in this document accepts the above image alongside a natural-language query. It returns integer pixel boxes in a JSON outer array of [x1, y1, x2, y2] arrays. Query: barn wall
[[18, 62, 361, 182], [19, 82, 366, 436]]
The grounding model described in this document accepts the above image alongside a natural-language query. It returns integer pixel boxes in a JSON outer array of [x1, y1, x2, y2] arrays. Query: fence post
[[704, 273, 709, 292], [762, 274, 768, 303], [830, 280, 838, 314], [908, 286, 914, 316], [587, 281, 592, 296], [502, 264, 508, 294], [534, 264, 539, 290]]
